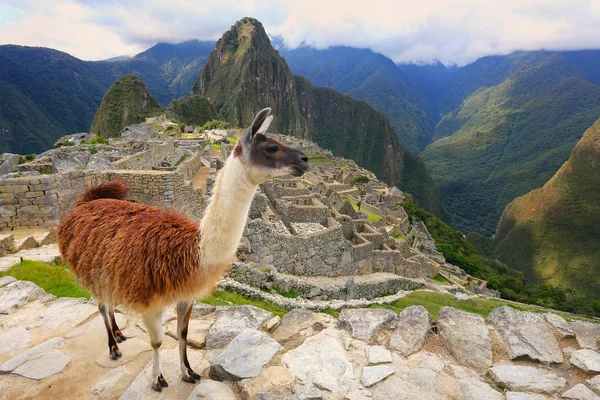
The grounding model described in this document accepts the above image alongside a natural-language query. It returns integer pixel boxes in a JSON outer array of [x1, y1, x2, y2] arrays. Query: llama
[[57, 108, 308, 392]]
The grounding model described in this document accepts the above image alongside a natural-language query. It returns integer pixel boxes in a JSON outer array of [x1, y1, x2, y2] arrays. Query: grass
[[174, 155, 187, 166], [341, 197, 383, 223], [180, 133, 200, 139], [431, 274, 451, 286], [212, 143, 222, 150], [227, 136, 238, 145], [200, 290, 288, 318], [0, 260, 90, 299]]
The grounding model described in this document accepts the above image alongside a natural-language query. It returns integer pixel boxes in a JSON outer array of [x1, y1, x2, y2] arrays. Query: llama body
[[57, 108, 308, 391]]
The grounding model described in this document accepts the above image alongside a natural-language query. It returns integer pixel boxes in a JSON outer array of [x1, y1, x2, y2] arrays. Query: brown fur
[[58, 181, 227, 312]]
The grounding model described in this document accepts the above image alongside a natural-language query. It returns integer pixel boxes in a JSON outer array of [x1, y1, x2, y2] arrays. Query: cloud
[[1, 0, 600, 65]]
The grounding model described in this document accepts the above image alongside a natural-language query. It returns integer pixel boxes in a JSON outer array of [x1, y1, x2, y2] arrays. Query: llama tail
[[76, 179, 129, 206]]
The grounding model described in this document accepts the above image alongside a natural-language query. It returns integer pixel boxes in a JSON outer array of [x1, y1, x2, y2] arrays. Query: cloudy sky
[[1, 0, 600, 65]]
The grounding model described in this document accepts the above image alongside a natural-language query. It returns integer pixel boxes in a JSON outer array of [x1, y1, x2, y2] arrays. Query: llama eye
[[266, 146, 279, 154]]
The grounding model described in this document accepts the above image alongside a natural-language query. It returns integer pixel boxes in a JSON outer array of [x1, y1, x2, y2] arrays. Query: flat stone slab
[[487, 306, 563, 363], [489, 364, 567, 394], [506, 392, 547, 400], [570, 349, 600, 373], [562, 383, 600, 400], [0, 337, 71, 380], [273, 308, 334, 347], [187, 379, 237, 400], [544, 313, 574, 338], [0, 280, 46, 314], [366, 345, 392, 365], [0, 276, 16, 288], [587, 375, 600, 395], [89, 364, 139, 400], [361, 365, 394, 387], [437, 306, 492, 371], [389, 305, 431, 356], [282, 328, 355, 394], [339, 308, 396, 341], [239, 366, 296, 400], [0, 328, 32, 358], [210, 329, 282, 381], [458, 378, 504, 400], [205, 305, 273, 349], [571, 321, 600, 350]]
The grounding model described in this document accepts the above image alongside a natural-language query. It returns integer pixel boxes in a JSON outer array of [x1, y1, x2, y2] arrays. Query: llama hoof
[[151, 382, 162, 392], [110, 346, 122, 359], [189, 371, 201, 380], [115, 331, 127, 342], [182, 375, 197, 384], [158, 374, 169, 388]]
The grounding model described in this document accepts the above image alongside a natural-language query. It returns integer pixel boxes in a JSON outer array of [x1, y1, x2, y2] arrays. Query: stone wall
[[113, 141, 174, 170], [176, 151, 203, 182], [275, 197, 330, 225]]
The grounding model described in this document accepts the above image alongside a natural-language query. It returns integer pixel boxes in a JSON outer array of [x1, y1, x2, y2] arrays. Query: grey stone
[[187, 379, 237, 400], [338, 308, 396, 341], [205, 305, 274, 349], [571, 321, 600, 350], [487, 306, 563, 363], [0, 276, 16, 288], [506, 393, 547, 400], [86, 154, 116, 171], [389, 305, 431, 356], [0, 153, 19, 176], [454, 292, 470, 301], [265, 315, 281, 332], [240, 366, 296, 400], [458, 379, 503, 400], [52, 151, 89, 172], [0, 280, 46, 314], [210, 329, 281, 381], [238, 236, 252, 253], [562, 384, 600, 400], [273, 309, 334, 347], [122, 124, 152, 140], [570, 349, 600, 373], [0, 328, 32, 357], [489, 364, 566, 394], [365, 345, 392, 365], [17, 236, 39, 250], [292, 384, 324, 400], [437, 306, 492, 371], [361, 365, 394, 387], [587, 375, 600, 395], [282, 328, 355, 394], [544, 313, 574, 338], [0, 337, 70, 380], [89, 364, 137, 400]]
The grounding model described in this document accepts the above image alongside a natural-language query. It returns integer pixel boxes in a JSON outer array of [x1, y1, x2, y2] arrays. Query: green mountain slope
[[90, 75, 163, 137], [193, 18, 444, 214], [421, 52, 600, 235], [165, 94, 217, 126], [279, 45, 435, 152], [491, 118, 600, 300]]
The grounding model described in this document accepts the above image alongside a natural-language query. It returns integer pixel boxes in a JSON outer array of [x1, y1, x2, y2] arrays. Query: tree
[[350, 175, 370, 211]]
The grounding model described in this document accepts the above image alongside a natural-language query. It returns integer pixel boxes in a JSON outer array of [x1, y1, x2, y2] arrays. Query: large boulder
[[389, 305, 431, 356], [0, 280, 46, 314], [437, 307, 492, 372], [210, 329, 282, 381], [458, 378, 504, 400], [282, 328, 355, 395], [505, 393, 547, 400], [361, 365, 394, 387], [570, 349, 600, 373], [273, 309, 334, 348], [0, 153, 20, 176], [544, 313, 574, 338], [562, 383, 600, 400], [187, 380, 237, 400], [487, 306, 563, 363], [338, 308, 396, 342], [205, 305, 273, 349], [52, 151, 90, 172], [122, 124, 152, 140], [86, 154, 117, 171], [489, 364, 567, 394], [240, 366, 296, 399], [570, 321, 600, 350]]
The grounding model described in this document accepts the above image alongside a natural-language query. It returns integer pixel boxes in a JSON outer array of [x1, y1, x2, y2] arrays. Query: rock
[[587, 375, 600, 395], [86, 154, 116, 171], [544, 313, 574, 338], [205, 305, 274, 349], [17, 236, 39, 250], [166, 319, 211, 349], [40, 228, 57, 245], [265, 315, 281, 332], [238, 237, 252, 254], [52, 151, 89, 172], [372, 375, 431, 400], [0, 153, 19, 176], [571, 321, 600, 350], [0, 276, 16, 288], [437, 306, 492, 371], [487, 306, 563, 363], [570, 349, 600, 373], [292, 383, 324, 400], [489, 364, 567, 394], [282, 328, 355, 394], [90, 364, 138, 399], [210, 329, 282, 381], [0, 337, 70, 380], [187, 379, 237, 400], [0, 328, 32, 357], [273, 309, 334, 348], [240, 366, 296, 400], [365, 345, 392, 365], [506, 393, 547, 400], [454, 292, 470, 301], [562, 384, 600, 400], [339, 308, 396, 341], [0, 280, 46, 314], [122, 124, 152, 140], [389, 305, 431, 356], [458, 378, 504, 400], [361, 365, 394, 387]]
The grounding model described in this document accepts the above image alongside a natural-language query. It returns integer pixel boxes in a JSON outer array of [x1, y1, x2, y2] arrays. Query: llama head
[[234, 108, 309, 183]]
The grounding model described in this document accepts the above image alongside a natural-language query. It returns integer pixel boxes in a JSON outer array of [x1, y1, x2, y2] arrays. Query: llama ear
[[257, 115, 273, 134], [244, 108, 271, 144]]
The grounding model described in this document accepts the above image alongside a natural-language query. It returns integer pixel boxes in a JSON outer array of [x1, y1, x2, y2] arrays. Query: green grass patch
[[341, 197, 383, 223], [431, 274, 451, 286], [0, 260, 90, 299], [227, 136, 238, 145], [180, 133, 200, 139], [174, 155, 187, 166], [199, 290, 288, 318], [212, 143, 222, 150]]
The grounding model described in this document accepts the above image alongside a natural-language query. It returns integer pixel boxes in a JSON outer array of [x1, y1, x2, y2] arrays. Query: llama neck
[[199, 155, 257, 266]]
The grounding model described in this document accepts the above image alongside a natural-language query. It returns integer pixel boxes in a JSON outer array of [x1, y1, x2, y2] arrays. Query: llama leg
[[176, 300, 201, 383], [109, 306, 127, 343], [99, 303, 121, 360], [143, 309, 167, 392]]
